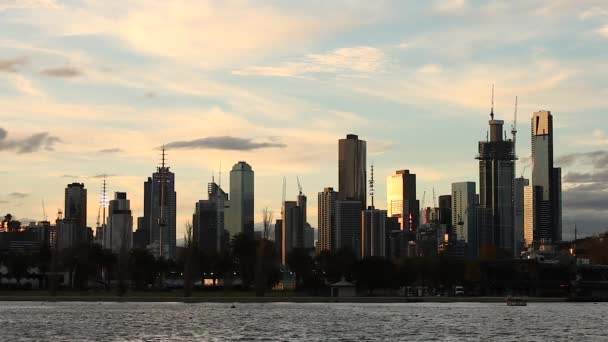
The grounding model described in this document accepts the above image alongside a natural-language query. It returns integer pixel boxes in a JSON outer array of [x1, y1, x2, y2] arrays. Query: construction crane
[[41, 199, 47, 221], [281, 176, 286, 215], [297, 176, 303, 196]]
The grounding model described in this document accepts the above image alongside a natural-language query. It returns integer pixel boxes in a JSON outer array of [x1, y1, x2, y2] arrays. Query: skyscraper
[[193, 181, 229, 256], [339, 134, 366, 208], [65, 183, 87, 229], [104, 192, 133, 253], [281, 201, 300, 265], [335, 200, 362, 256], [387, 170, 419, 231], [531, 110, 562, 244], [318, 187, 338, 253], [143, 165, 177, 259], [513, 177, 529, 255], [361, 207, 387, 258], [476, 108, 516, 256], [228, 161, 254, 238], [524, 185, 542, 247], [451, 182, 478, 257]]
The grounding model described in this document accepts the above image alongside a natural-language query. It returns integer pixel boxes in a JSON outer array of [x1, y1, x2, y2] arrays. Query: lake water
[[1, 301, 607, 341]]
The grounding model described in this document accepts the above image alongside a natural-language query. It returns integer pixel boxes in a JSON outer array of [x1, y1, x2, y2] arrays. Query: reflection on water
[[2, 302, 607, 341]]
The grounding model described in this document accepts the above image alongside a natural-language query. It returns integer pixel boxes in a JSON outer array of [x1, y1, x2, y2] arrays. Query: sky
[[1, 0, 608, 240]]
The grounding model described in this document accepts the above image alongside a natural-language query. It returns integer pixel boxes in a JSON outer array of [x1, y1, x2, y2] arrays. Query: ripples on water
[[1, 301, 607, 341]]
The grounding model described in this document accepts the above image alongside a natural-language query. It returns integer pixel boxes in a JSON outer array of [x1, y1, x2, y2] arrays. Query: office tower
[[65, 183, 87, 229], [438, 195, 452, 226], [133, 217, 148, 249], [193, 181, 229, 256], [104, 192, 133, 253], [524, 185, 542, 248], [531, 110, 562, 244], [318, 187, 338, 253], [229, 161, 254, 238], [477, 107, 516, 256], [452, 182, 478, 257], [387, 170, 419, 231], [513, 177, 529, 255], [281, 201, 300, 265], [304, 223, 315, 249], [56, 217, 79, 250], [361, 207, 387, 258], [335, 200, 362, 256], [339, 134, 366, 208], [274, 219, 283, 260], [143, 163, 177, 259]]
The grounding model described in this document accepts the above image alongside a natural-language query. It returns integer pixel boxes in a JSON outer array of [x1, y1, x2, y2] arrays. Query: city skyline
[[2, 1, 608, 240]]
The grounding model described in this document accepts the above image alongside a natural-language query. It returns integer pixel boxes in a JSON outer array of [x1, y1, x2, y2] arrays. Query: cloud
[[0, 56, 27, 72], [580, 6, 608, 19], [418, 64, 443, 74], [556, 150, 608, 168], [0, 0, 58, 11], [90, 174, 115, 179], [434, 0, 468, 13], [165, 136, 287, 151], [596, 25, 608, 38], [40, 66, 81, 77], [8, 192, 28, 199], [233, 46, 385, 78], [0, 127, 61, 153], [98, 148, 123, 154], [61, 174, 79, 178], [0, 200, 8, 204]]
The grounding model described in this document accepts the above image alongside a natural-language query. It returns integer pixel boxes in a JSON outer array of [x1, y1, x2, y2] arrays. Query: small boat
[[506, 296, 527, 306]]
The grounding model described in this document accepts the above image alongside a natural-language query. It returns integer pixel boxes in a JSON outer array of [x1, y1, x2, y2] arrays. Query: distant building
[[304, 223, 315, 249], [56, 218, 81, 250], [387, 170, 419, 231], [531, 110, 562, 245], [228, 161, 254, 238], [514, 177, 529, 255], [143, 164, 177, 259], [317, 187, 338, 253], [274, 219, 283, 261], [438, 195, 452, 226], [339, 134, 366, 208], [193, 181, 229, 255], [524, 185, 543, 248], [476, 109, 516, 257], [452, 182, 478, 257], [104, 192, 133, 253], [281, 193, 307, 265], [361, 207, 387, 258], [335, 200, 362, 256], [65, 183, 87, 230]]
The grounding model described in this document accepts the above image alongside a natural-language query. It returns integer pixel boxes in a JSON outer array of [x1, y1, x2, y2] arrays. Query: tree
[[356, 257, 395, 295], [183, 222, 197, 297], [129, 248, 157, 290], [231, 233, 256, 288], [7, 252, 30, 286], [287, 248, 313, 290]]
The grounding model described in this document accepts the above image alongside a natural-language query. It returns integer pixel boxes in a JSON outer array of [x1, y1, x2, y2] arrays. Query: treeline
[[0, 233, 580, 297]]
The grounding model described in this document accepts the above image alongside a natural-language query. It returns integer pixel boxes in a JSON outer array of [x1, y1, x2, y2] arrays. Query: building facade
[[335, 200, 362, 256], [531, 110, 562, 245], [228, 161, 254, 238], [143, 166, 177, 259], [387, 170, 419, 231], [513, 177, 530, 255], [338, 134, 366, 208], [104, 192, 133, 253], [65, 183, 87, 230], [476, 112, 516, 256], [361, 207, 387, 258], [317, 187, 338, 253]]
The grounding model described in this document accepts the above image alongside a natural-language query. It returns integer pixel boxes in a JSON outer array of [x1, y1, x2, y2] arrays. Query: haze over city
[[2, 0, 608, 240]]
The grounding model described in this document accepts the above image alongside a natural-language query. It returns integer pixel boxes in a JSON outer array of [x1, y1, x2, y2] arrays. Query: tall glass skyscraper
[[143, 167, 176, 259], [229, 161, 254, 238], [476, 111, 516, 256], [338, 134, 366, 208], [531, 110, 562, 245], [65, 182, 87, 229], [387, 170, 419, 232]]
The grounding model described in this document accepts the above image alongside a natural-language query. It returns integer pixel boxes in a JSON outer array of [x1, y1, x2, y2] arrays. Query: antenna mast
[[512, 96, 518, 175], [158, 145, 167, 258], [369, 163, 375, 208], [42, 199, 47, 221], [490, 84, 495, 120]]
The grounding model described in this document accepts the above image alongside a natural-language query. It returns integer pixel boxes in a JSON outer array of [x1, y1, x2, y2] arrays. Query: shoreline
[[0, 295, 569, 303]]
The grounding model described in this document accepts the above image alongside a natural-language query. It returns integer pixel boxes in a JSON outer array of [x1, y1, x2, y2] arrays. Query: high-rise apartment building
[[143, 165, 176, 259], [451, 182, 478, 257], [476, 109, 516, 256], [513, 177, 529, 255], [361, 207, 387, 258], [193, 181, 229, 255], [229, 161, 254, 238], [531, 111, 562, 244], [104, 192, 133, 253], [65, 183, 87, 229], [335, 200, 362, 256], [338, 134, 366, 208], [387, 170, 419, 231], [318, 187, 338, 253]]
